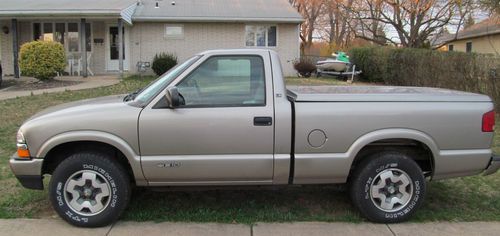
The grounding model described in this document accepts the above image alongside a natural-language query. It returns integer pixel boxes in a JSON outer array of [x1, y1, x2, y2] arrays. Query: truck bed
[[287, 86, 491, 102]]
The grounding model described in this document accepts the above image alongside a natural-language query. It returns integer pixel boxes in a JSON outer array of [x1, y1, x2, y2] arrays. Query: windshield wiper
[[123, 89, 142, 102]]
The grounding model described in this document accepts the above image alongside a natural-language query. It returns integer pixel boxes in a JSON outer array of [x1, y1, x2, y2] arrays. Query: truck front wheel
[[49, 152, 131, 227], [349, 152, 426, 223]]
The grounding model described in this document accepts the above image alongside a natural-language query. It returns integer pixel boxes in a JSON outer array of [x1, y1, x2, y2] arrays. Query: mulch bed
[[0, 79, 82, 91]]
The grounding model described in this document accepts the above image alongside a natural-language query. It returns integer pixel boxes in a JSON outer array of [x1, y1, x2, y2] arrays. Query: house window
[[245, 25, 277, 47], [165, 25, 184, 39], [67, 23, 80, 52], [43, 23, 53, 41], [448, 44, 454, 51], [32, 22, 92, 52], [33, 23, 41, 40], [55, 23, 65, 45], [466, 42, 472, 53]]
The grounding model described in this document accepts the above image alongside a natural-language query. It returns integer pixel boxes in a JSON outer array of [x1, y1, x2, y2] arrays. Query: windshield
[[133, 55, 201, 104]]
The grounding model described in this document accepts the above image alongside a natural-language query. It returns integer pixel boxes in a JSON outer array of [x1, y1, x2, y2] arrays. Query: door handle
[[254, 117, 273, 126]]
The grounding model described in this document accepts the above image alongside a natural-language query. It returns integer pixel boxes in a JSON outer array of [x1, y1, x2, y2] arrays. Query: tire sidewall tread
[[349, 152, 426, 223], [49, 152, 130, 228]]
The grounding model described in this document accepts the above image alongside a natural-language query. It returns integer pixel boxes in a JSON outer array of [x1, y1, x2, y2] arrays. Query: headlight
[[16, 131, 26, 144]]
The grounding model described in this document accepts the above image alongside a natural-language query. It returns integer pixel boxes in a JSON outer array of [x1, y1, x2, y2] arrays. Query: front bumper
[[484, 155, 500, 176], [9, 154, 44, 190]]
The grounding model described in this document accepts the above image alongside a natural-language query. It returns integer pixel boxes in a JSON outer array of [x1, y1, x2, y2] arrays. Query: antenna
[[172, 1, 176, 5], [155, 1, 159, 8]]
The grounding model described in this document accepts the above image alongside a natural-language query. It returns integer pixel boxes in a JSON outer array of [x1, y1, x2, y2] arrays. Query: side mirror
[[165, 87, 181, 108]]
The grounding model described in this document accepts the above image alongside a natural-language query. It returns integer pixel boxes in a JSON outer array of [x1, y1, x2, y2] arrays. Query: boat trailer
[[316, 64, 362, 82]]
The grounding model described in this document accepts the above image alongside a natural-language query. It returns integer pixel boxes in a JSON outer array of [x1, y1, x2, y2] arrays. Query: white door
[[106, 25, 129, 71]]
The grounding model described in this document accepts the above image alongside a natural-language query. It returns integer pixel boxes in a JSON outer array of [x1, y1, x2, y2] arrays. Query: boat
[[316, 52, 350, 72]]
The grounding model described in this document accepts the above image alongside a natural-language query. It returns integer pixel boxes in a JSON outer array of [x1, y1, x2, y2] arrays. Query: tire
[[349, 152, 426, 223], [49, 152, 131, 227]]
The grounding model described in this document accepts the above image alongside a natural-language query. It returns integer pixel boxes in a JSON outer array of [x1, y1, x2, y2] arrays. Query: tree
[[290, 0, 325, 54], [479, 0, 500, 15], [464, 14, 475, 28], [349, 0, 457, 48], [320, 0, 356, 49]]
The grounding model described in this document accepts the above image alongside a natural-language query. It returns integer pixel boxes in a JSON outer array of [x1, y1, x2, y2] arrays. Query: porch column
[[117, 18, 124, 78], [12, 19, 19, 78], [80, 18, 88, 77]]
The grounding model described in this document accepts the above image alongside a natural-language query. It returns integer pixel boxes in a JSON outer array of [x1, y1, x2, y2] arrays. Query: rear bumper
[[9, 154, 44, 190], [484, 155, 500, 176]]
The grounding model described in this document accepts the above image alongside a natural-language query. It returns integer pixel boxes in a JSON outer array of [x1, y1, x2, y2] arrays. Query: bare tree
[[479, 0, 500, 15], [290, 0, 325, 53], [350, 0, 458, 48], [320, 0, 356, 49]]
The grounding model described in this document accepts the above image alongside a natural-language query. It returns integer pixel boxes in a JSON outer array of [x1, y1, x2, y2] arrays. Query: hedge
[[350, 47, 500, 109]]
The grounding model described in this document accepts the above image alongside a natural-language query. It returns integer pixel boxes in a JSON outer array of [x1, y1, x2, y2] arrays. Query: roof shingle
[[133, 0, 302, 23]]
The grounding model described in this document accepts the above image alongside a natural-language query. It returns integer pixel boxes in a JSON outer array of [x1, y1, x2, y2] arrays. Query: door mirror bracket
[[165, 87, 181, 108]]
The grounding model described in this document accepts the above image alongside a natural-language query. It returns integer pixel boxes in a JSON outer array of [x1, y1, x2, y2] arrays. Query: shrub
[[293, 58, 316, 78], [152, 53, 178, 76], [19, 41, 66, 80], [349, 46, 500, 109]]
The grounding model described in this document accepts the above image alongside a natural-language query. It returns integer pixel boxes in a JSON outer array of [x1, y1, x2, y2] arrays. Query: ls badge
[[157, 162, 182, 168]]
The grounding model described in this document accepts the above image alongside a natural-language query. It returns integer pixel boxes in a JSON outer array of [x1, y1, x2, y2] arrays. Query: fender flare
[[346, 128, 439, 172], [36, 130, 147, 185]]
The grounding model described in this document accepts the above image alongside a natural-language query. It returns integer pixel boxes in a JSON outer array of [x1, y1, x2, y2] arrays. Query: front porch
[[0, 18, 129, 78], [0, 0, 138, 78]]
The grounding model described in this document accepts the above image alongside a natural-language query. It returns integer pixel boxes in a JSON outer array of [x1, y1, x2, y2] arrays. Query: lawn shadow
[[122, 184, 362, 224]]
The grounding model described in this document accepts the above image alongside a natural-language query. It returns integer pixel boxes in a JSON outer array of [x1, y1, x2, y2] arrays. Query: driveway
[[0, 76, 120, 101], [0, 219, 499, 236]]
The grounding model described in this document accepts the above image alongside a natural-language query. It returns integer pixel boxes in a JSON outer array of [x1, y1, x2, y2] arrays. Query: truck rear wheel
[[49, 152, 130, 227], [349, 152, 426, 223]]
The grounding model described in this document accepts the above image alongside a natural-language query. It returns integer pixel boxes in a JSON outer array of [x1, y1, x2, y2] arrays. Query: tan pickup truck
[[10, 49, 499, 227]]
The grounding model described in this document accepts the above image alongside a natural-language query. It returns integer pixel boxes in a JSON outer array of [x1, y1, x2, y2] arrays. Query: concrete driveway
[[0, 219, 499, 236]]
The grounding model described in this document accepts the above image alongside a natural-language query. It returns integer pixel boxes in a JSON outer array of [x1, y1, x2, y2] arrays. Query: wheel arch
[[346, 128, 438, 178], [38, 131, 146, 185]]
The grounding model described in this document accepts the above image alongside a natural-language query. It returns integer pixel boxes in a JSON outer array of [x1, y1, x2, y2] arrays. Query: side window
[[177, 56, 266, 107]]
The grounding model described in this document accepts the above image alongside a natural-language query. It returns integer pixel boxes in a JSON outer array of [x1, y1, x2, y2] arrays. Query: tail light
[[482, 110, 495, 132]]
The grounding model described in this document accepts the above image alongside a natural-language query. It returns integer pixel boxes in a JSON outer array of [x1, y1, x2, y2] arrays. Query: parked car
[[10, 49, 500, 227]]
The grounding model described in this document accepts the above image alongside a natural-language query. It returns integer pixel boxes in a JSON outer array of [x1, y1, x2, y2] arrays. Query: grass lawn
[[0, 75, 498, 222]]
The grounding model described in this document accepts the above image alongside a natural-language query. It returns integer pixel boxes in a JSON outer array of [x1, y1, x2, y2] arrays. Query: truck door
[[139, 53, 275, 185]]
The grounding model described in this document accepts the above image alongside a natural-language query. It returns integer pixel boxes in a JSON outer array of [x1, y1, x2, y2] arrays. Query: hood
[[19, 94, 143, 158], [27, 95, 127, 122]]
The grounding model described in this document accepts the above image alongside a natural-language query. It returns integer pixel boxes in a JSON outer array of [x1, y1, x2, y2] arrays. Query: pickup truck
[[10, 49, 500, 227]]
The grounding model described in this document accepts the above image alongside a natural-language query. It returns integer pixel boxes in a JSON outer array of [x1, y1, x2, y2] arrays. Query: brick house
[[0, 0, 302, 77]]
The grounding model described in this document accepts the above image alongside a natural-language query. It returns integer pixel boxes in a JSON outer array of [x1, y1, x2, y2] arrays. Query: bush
[[152, 53, 178, 76], [19, 41, 66, 80], [293, 58, 316, 78], [349, 46, 500, 109]]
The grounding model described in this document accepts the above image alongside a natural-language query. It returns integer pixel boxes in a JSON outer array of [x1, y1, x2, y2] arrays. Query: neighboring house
[[0, 0, 303, 77], [439, 18, 500, 55]]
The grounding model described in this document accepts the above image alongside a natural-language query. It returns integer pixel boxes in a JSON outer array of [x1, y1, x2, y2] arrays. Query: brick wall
[[0, 20, 14, 76], [1, 21, 300, 77], [129, 22, 300, 76]]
